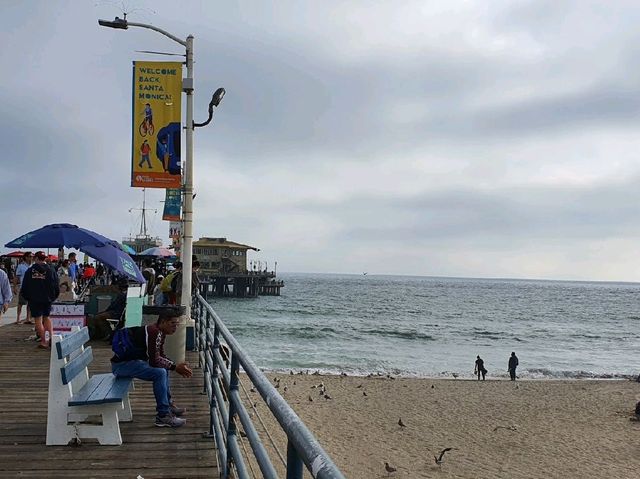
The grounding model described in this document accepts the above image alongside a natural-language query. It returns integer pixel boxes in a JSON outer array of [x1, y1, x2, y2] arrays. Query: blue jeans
[[112, 360, 171, 416]]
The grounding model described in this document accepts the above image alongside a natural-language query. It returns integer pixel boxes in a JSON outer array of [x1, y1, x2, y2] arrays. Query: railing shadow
[[193, 292, 346, 479]]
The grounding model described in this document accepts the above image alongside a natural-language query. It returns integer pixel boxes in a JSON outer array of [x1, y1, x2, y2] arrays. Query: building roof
[[195, 237, 259, 251]]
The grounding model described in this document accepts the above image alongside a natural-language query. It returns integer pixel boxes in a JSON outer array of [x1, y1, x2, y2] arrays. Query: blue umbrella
[[117, 242, 137, 255], [5, 223, 145, 283]]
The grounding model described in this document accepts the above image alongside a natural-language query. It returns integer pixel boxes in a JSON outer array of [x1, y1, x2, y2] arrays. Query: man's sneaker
[[170, 405, 186, 417], [155, 415, 186, 428]]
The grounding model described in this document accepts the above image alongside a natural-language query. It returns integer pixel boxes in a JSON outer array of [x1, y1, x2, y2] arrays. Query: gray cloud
[[2, 1, 640, 280]]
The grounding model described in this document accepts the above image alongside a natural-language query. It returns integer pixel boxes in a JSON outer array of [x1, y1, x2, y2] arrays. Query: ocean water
[[207, 273, 640, 379]]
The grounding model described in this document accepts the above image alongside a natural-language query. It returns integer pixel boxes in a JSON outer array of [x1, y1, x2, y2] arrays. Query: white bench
[[46, 326, 134, 445]]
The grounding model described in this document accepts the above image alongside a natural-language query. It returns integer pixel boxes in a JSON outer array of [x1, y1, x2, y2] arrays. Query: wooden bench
[[46, 326, 134, 445]]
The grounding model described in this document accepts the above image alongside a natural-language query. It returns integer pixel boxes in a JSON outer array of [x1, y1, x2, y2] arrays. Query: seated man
[[111, 308, 192, 427], [87, 279, 128, 340]]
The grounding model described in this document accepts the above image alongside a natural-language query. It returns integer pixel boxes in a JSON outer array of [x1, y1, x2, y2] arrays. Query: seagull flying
[[434, 447, 453, 465]]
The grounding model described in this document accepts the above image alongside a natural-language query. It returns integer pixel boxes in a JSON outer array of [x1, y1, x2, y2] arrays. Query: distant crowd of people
[[0, 252, 202, 347], [140, 258, 201, 307]]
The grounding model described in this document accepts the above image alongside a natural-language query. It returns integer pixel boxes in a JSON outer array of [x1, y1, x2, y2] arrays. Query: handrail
[[193, 292, 346, 479]]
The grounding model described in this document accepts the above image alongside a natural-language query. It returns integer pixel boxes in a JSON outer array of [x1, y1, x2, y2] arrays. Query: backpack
[[111, 328, 140, 361], [160, 272, 176, 293]]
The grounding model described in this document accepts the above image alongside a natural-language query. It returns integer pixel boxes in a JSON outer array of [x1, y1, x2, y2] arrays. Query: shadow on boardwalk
[[0, 323, 218, 478]]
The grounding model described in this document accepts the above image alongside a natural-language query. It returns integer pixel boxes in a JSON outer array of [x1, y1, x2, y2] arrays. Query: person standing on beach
[[474, 355, 487, 380], [508, 352, 519, 381]]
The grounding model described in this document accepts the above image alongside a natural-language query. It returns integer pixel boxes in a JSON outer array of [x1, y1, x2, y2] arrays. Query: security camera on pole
[[99, 15, 225, 361]]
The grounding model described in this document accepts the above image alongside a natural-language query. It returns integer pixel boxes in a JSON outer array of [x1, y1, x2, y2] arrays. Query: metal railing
[[193, 292, 346, 479]]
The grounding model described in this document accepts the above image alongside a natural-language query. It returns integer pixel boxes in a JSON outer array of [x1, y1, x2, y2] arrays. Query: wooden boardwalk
[[0, 322, 218, 478]]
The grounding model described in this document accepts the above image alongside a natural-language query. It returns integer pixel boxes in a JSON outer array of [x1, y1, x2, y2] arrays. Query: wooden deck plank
[[0, 323, 218, 478]]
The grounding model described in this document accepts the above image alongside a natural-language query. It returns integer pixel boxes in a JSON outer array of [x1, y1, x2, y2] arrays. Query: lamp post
[[98, 15, 225, 360], [99, 16, 224, 360]]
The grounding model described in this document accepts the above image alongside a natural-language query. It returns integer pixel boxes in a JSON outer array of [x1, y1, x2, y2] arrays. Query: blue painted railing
[[193, 292, 346, 479]]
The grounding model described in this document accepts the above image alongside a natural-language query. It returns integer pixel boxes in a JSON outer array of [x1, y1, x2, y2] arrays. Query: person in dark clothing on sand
[[474, 355, 487, 380], [508, 352, 519, 381]]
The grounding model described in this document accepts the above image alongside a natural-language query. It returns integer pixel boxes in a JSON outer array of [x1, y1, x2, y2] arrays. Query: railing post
[[286, 440, 304, 479], [225, 352, 240, 478], [193, 293, 346, 479]]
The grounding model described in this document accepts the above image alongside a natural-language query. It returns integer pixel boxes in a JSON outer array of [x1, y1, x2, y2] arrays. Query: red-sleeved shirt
[[145, 324, 174, 369], [111, 324, 174, 369]]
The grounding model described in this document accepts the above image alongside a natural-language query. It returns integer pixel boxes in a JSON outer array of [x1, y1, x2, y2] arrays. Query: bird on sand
[[384, 462, 397, 476], [363, 391, 368, 397], [452, 373, 459, 379], [356, 384, 363, 388], [308, 395, 313, 402], [434, 447, 453, 465], [398, 418, 406, 428], [324, 393, 333, 400]]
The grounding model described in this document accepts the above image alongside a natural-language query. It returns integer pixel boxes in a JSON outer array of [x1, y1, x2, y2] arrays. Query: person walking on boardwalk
[[474, 355, 487, 380], [508, 352, 519, 381], [111, 308, 192, 428], [0, 267, 13, 319], [20, 251, 59, 349], [15, 252, 33, 324]]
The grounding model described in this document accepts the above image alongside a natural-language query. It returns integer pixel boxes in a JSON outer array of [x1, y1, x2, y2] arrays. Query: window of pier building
[[194, 247, 219, 256]]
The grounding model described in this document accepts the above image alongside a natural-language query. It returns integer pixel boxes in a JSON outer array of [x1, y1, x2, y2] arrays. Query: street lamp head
[[212, 88, 225, 107], [98, 17, 129, 30]]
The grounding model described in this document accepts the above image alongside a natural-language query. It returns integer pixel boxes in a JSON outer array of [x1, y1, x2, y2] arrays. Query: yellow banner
[[131, 61, 182, 188]]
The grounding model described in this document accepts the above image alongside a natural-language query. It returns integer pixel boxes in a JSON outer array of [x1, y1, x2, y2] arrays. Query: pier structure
[[199, 272, 284, 298], [194, 236, 284, 297]]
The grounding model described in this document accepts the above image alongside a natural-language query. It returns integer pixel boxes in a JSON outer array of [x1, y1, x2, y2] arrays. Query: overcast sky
[[2, 0, 640, 281]]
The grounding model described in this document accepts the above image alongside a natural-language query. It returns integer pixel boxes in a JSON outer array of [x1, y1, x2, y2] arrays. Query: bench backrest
[[61, 347, 93, 385], [56, 326, 90, 359], [49, 327, 92, 406]]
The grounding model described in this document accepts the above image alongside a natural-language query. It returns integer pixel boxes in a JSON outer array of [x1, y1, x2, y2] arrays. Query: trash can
[[141, 305, 187, 363]]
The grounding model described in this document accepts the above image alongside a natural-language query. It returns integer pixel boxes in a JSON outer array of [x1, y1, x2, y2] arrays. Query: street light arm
[[98, 17, 187, 46], [194, 88, 226, 128], [126, 21, 187, 47]]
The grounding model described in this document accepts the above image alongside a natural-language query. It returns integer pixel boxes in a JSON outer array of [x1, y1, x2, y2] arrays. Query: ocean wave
[[277, 326, 341, 339], [360, 328, 435, 341], [521, 368, 634, 380], [471, 330, 524, 342]]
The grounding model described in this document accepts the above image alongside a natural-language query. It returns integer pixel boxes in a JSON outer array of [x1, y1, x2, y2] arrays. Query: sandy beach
[[240, 373, 640, 479]]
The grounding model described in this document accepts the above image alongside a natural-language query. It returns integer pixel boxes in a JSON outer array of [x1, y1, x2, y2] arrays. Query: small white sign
[[51, 303, 86, 337]]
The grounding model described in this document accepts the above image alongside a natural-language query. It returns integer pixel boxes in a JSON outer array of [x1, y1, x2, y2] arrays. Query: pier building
[[194, 237, 284, 297]]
